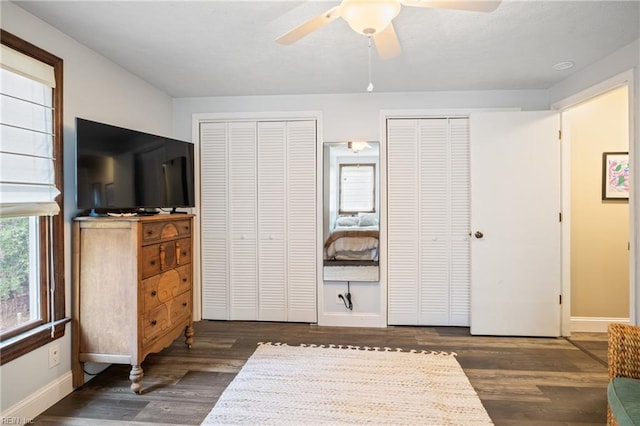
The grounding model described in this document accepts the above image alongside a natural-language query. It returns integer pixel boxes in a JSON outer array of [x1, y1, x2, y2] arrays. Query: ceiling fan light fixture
[[348, 141, 371, 153], [341, 0, 401, 35]]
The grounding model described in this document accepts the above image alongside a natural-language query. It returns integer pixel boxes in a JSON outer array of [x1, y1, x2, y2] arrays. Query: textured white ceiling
[[12, 0, 640, 97]]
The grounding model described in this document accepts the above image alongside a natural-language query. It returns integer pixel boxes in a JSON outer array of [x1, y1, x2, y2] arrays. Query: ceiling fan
[[276, 0, 501, 59]]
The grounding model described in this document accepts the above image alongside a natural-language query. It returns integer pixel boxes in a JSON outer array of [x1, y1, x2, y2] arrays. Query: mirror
[[323, 142, 380, 281]]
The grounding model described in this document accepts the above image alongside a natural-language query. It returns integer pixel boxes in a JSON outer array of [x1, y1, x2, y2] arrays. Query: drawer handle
[[147, 229, 154, 236], [182, 277, 187, 283], [182, 302, 188, 307], [175, 242, 181, 265], [151, 290, 157, 296], [159, 244, 166, 270], [150, 319, 157, 326], [182, 250, 187, 256], [150, 260, 156, 266]]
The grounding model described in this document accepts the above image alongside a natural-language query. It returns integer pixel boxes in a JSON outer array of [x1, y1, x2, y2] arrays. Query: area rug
[[201, 342, 492, 425]]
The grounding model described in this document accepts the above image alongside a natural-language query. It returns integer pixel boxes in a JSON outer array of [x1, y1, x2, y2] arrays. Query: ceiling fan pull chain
[[367, 36, 374, 92]]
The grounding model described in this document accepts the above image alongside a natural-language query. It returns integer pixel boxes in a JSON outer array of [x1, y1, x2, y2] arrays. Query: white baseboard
[[1, 371, 73, 421], [318, 313, 386, 328], [570, 316, 630, 333]]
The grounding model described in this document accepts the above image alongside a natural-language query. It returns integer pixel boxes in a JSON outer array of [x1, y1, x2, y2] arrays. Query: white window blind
[[339, 164, 375, 213], [0, 45, 59, 218]]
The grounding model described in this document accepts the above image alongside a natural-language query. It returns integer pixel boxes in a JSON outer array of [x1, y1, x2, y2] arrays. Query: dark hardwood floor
[[34, 321, 608, 425]]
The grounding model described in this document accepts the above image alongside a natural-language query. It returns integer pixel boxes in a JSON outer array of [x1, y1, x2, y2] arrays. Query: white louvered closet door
[[201, 119, 317, 322], [200, 122, 229, 320], [257, 122, 287, 321], [419, 119, 450, 325], [229, 122, 258, 320], [387, 119, 420, 324], [286, 120, 317, 322], [387, 118, 470, 326], [449, 118, 471, 326]]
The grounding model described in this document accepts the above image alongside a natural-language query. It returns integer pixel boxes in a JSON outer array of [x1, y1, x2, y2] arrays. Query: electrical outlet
[[336, 291, 343, 305], [49, 344, 60, 368]]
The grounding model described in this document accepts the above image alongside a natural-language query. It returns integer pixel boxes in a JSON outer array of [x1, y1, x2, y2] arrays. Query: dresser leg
[[185, 323, 194, 349], [129, 365, 143, 394]]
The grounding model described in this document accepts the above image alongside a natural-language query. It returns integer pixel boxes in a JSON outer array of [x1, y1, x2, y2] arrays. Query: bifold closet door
[[201, 120, 317, 322], [200, 122, 229, 320], [257, 122, 287, 321], [257, 120, 317, 322], [228, 123, 259, 320], [285, 120, 317, 323], [200, 121, 258, 320], [387, 118, 470, 326], [448, 119, 471, 326], [387, 119, 420, 325]]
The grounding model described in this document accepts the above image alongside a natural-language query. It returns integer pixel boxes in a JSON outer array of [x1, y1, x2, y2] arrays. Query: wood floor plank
[[33, 321, 609, 425]]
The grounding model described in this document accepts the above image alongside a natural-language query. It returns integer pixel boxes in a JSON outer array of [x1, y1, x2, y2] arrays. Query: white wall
[[566, 87, 629, 319], [550, 38, 640, 326], [0, 2, 173, 417], [173, 90, 549, 143], [174, 90, 549, 327]]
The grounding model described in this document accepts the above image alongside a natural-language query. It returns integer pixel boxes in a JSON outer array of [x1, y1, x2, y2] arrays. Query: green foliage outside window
[[0, 217, 30, 300]]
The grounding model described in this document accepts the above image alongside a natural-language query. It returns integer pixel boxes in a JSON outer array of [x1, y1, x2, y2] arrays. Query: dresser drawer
[[142, 304, 171, 344], [142, 291, 192, 344], [171, 291, 192, 324], [141, 220, 191, 245], [141, 238, 191, 279], [142, 265, 191, 312]]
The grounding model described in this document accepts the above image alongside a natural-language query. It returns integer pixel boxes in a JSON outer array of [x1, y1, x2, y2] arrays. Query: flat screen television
[[75, 118, 195, 214]]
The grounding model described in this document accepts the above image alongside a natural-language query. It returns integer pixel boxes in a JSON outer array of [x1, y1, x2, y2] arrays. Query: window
[[339, 164, 376, 214], [0, 30, 67, 365]]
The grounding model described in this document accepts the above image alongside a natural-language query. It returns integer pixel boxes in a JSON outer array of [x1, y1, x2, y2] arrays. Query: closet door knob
[[474, 231, 484, 239]]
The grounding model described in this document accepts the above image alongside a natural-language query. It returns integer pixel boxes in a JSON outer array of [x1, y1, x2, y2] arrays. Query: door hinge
[[559, 212, 562, 222], [558, 130, 562, 140], [559, 294, 562, 304]]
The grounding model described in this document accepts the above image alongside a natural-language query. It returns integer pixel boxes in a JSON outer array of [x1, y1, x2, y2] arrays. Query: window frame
[[0, 29, 67, 365]]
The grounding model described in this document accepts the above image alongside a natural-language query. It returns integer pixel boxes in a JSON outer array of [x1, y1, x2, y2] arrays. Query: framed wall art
[[602, 151, 629, 200]]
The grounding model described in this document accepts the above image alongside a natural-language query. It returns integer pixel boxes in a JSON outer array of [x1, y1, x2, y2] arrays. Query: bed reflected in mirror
[[323, 141, 380, 281]]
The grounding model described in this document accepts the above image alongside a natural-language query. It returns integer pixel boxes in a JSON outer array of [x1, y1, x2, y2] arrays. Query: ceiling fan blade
[[402, 0, 501, 12], [373, 23, 402, 60], [275, 6, 341, 45]]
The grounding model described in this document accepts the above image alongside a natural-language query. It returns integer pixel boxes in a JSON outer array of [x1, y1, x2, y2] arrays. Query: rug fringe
[[256, 341, 457, 356]]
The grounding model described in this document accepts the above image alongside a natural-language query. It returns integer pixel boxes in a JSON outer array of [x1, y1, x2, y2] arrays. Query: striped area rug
[[202, 342, 492, 425]]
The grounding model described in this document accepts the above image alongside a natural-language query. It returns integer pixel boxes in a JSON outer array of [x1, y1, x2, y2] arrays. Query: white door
[[470, 111, 561, 336], [387, 118, 470, 326], [257, 121, 287, 321], [228, 122, 258, 320], [200, 122, 230, 320], [286, 120, 317, 322]]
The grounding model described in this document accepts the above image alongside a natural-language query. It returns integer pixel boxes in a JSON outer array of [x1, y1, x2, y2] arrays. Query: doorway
[[562, 85, 630, 332]]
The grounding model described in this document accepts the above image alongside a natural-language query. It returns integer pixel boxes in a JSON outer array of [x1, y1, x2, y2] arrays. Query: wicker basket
[[607, 323, 640, 426]]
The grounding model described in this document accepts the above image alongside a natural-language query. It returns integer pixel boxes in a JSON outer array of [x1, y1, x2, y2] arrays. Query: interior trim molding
[[1, 370, 72, 421], [570, 316, 630, 333], [318, 312, 385, 328]]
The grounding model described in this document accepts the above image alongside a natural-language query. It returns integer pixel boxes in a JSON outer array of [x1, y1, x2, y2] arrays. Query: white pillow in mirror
[[336, 216, 359, 227], [358, 214, 378, 227]]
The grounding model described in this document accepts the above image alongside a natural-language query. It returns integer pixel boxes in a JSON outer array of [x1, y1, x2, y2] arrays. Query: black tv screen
[[75, 118, 195, 212]]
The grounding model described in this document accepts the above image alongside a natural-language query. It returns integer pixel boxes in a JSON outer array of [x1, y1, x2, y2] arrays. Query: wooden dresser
[[72, 214, 194, 393]]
